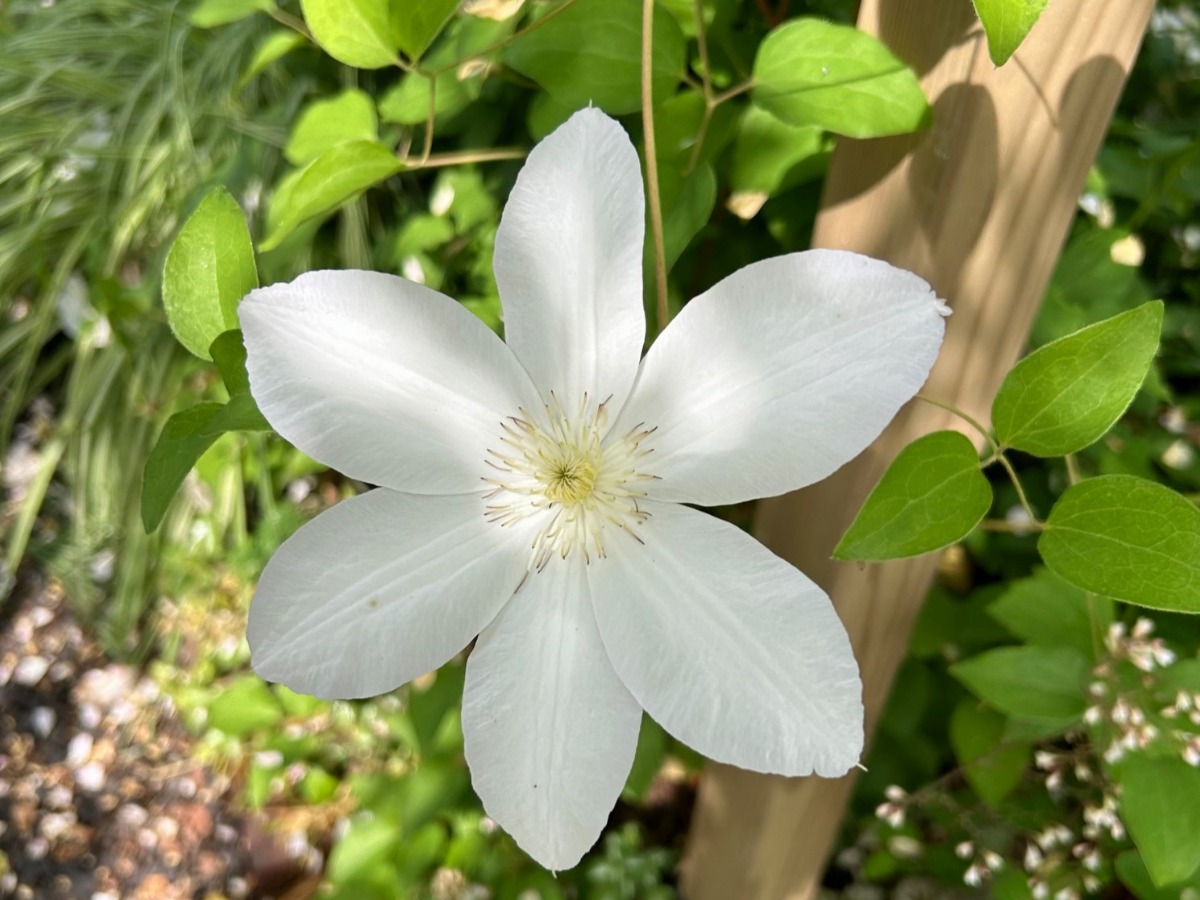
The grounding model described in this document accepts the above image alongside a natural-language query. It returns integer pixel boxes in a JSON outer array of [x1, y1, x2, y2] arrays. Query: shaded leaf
[[142, 394, 270, 532], [503, 0, 685, 115], [391, 0, 459, 60], [988, 567, 1112, 659], [1118, 756, 1200, 887], [950, 701, 1028, 807], [951, 645, 1088, 725]]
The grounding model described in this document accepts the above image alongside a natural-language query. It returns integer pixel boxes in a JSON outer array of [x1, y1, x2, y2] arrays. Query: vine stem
[[914, 393, 998, 453], [997, 453, 1038, 522], [641, 0, 669, 334], [402, 147, 528, 169]]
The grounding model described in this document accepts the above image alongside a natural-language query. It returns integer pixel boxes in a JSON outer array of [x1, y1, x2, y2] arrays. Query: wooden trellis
[[679, 1, 1157, 896]]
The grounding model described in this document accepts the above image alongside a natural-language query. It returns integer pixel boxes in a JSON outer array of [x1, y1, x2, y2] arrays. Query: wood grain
[[679, 2, 1155, 897]]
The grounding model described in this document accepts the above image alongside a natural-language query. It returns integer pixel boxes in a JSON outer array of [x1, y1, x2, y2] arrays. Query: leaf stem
[[1065, 452, 1081, 486], [711, 80, 754, 105], [996, 452, 1038, 522], [914, 393, 998, 453], [977, 518, 1042, 534], [401, 147, 528, 169], [642, 0, 669, 335], [264, 6, 313, 42]]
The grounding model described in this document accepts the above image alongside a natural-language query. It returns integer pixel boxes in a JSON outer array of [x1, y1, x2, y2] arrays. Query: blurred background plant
[[0, 0, 1198, 897]]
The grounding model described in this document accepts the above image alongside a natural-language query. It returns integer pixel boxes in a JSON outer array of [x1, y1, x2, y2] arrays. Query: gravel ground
[[0, 573, 257, 899]]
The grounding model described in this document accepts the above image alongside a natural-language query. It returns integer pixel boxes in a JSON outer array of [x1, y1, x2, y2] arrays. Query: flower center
[[544, 454, 599, 505], [483, 394, 657, 569]]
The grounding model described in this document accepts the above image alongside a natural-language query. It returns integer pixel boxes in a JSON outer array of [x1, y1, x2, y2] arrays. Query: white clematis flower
[[240, 108, 948, 871]]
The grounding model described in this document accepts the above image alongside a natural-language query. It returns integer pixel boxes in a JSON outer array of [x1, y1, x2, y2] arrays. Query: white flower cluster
[[1086, 618, 1199, 767]]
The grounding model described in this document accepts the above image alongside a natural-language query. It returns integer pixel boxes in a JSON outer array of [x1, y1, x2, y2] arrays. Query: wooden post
[[679, 2, 1156, 897]]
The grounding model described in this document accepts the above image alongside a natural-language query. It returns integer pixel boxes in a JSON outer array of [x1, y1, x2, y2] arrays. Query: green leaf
[[623, 715, 667, 801], [751, 18, 929, 138], [240, 30, 308, 86], [503, 0, 686, 116], [262, 140, 403, 250], [142, 404, 223, 532], [988, 567, 1113, 659], [215, 392, 271, 432], [728, 105, 829, 210], [391, 0, 459, 60], [972, 0, 1049, 66], [655, 162, 716, 273], [300, 0, 398, 69], [209, 330, 252, 396], [950, 645, 1088, 725], [162, 186, 258, 359], [992, 301, 1163, 456], [208, 676, 284, 737], [1118, 756, 1200, 886], [377, 70, 481, 125], [285, 89, 379, 165], [407, 662, 465, 755], [949, 701, 1028, 807], [834, 431, 992, 561], [190, 0, 272, 28], [1039, 475, 1200, 614], [326, 818, 402, 884], [141, 394, 271, 532], [1117, 849, 1200, 899]]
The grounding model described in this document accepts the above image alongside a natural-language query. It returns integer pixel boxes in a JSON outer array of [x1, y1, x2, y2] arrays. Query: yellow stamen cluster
[[483, 393, 658, 569]]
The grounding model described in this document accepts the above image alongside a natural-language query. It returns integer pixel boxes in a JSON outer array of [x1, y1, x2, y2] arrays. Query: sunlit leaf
[[993, 301, 1163, 456], [285, 89, 379, 165], [240, 30, 308, 86], [300, 0, 398, 69], [835, 431, 991, 561], [208, 676, 284, 736], [262, 140, 403, 250], [752, 18, 929, 138], [190, 0, 273, 28], [162, 186, 258, 359], [972, 0, 1049, 66], [1039, 475, 1200, 613]]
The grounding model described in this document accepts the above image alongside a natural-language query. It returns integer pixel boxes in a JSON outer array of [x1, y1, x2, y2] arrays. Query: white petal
[[588, 501, 862, 777], [494, 108, 645, 412], [462, 556, 642, 871], [249, 489, 530, 700], [617, 250, 948, 506], [241, 270, 544, 494]]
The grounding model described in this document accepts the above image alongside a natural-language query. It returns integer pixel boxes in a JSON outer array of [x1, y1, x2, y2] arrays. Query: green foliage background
[[2, 0, 1200, 896]]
